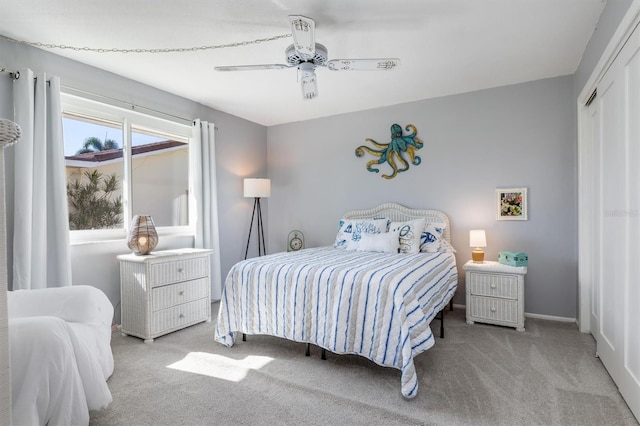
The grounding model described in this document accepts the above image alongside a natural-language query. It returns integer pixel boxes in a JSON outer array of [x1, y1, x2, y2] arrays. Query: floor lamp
[[244, 178, 270, 259]]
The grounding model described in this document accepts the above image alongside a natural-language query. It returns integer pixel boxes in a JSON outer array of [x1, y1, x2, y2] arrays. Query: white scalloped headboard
[[342, 202, 451, 243]]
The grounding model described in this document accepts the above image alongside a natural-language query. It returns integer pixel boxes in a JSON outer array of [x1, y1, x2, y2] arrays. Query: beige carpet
[[90, 303, 638, 426]]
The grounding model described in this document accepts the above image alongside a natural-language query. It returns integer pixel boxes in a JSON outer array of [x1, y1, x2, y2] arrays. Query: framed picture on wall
[[496, 187, 528, 221]]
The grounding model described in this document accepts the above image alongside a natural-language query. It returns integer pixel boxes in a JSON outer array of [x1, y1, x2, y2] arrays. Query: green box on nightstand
[[498, 251, 528, 267]]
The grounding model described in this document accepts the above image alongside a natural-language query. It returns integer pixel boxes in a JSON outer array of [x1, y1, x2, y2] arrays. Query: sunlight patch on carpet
[[166, 352, 273, 382]]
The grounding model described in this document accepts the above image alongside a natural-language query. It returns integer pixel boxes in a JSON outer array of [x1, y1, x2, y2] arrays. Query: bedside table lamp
[[244, 178, 270, 259], [127, 215, 158, 255], [469, 229, 486, 263]]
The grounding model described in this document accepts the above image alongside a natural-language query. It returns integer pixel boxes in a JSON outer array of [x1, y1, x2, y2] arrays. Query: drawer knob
[[178, 268, 184, 273], [179, 313, 185, 319], [490, 307, 497, 313], [490, 284, 497, 289], [179, 290, 185, 296]]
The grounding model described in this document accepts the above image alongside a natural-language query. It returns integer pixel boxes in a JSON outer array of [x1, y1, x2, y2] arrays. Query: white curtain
[[12, 69, 72, 290], [191, 120, 223, 299], [0, 121, 20, 422]]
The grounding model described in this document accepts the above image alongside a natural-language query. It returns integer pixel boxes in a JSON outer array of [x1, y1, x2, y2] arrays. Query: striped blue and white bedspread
[[214, 246, 458, 398]]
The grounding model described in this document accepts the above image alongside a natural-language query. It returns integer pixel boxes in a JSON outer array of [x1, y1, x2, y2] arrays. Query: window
[[61, 94, 192, 242]]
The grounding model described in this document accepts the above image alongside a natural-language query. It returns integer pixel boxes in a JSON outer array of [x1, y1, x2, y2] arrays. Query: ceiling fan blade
[[326, 58, 401, 71], [215, 64, 292, 71], [288, 15, 315, 60]]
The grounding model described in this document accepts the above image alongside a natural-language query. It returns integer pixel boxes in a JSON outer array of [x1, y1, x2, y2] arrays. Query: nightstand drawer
[[469, 295, 519, 323], [468, 272, 518, 300], [152, 278, 210, 311], [151, 298, 210, 335], [149, 257, 209, 287]]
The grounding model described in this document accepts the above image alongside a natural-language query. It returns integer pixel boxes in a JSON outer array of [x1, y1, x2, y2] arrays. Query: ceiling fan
[[214, 15, 400, 100]]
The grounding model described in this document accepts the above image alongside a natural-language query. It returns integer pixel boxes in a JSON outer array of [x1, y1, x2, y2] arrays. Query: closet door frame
[[577, 0, 640, 333]]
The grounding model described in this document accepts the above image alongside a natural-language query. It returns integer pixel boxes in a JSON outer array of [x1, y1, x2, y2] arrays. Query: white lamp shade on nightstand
[[469, 229, 486, 263], [469, 230, 486, 248], [243, 178, 271, 198]]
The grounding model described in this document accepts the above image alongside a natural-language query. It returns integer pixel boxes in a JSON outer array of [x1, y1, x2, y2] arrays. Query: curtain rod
[[2, 70, 211, 129], [1, 67, 54, 83], [61, 84, 196, 126], [0, 66, 20, 79]]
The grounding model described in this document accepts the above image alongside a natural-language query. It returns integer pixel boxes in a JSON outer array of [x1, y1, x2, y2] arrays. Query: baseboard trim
[[452, 303, 576, 323], [524, 312, 576, 323]]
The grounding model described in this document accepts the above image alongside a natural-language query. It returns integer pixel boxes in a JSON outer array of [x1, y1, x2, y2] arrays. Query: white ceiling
[[0, 0, 605, 126]]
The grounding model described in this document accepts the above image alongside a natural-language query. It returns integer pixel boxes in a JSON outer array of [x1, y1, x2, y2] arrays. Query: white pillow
[[334, 217, 389, 249], [420, 222, 447, 252], [352, 230, 400, 253], [389, 218, 426, 254], [437, 238, 457, 253]]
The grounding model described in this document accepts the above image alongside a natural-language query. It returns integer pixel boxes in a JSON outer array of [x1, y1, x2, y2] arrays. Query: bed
[[215, 203, 458, 398], [8, 285, 114, 425]]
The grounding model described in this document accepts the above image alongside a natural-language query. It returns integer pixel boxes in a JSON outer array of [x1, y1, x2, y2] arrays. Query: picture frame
[[496, 187, 528, 221]]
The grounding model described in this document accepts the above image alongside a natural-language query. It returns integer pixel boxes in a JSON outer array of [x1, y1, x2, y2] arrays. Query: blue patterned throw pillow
[[389, 219, 426, 254], [419, 222, 447, 252]]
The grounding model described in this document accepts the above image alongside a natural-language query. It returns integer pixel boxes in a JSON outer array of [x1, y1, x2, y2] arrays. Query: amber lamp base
[[472, 248, 485, 263]]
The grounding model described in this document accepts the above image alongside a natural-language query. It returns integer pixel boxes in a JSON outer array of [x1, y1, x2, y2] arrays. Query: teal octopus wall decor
[[355, 124, 423, 179]]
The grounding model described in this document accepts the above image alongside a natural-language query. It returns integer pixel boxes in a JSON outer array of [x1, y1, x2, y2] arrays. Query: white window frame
[[61, 93, 194, 244]]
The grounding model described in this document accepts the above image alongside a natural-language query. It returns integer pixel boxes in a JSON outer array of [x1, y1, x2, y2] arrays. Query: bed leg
[[305, 343, 310, 357], [439, 309, 445, 338], [449, 299, 453, 311], [242, 333, 246, 341], [321, 348, 327, 360]]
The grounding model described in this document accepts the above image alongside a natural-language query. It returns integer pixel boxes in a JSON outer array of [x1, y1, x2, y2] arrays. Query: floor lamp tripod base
[[244, 197, 266, 260], [243, 196, 267, 342]]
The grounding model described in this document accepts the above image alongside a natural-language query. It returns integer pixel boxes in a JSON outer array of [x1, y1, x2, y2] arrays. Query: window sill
[[70, 226, 195, 246]]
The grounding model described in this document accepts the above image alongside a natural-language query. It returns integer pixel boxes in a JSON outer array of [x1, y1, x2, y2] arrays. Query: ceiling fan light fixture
[[299, 64, 318, 100]]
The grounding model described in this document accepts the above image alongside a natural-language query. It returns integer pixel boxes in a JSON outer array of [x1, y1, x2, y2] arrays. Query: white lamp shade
[[469, 230, 487, 248], [244, 178, 271, 198]]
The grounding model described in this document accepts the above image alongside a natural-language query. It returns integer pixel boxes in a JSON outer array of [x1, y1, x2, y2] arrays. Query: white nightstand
[[463, 260, 527, 332], [118, 248, 212, 343]]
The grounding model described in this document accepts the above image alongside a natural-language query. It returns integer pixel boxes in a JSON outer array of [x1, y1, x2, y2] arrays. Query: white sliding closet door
[[591, 43, 624, 379], [620, 24, 640, 417], [585, 22, 640, 419]]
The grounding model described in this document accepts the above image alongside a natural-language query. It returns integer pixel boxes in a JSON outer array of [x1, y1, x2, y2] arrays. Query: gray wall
[[1, 0, 634, 321], [268, 75, 577, 319], [0, 38, 268, 319]]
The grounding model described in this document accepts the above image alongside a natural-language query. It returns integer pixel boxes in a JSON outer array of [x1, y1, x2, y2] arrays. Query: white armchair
[[8, 285, 114, 425]]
